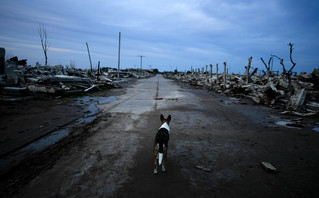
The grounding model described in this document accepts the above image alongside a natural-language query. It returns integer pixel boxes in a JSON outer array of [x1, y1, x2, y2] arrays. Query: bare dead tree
[[272, 43, 296, 75], [38, 24, 50, 65], [245, 57, 258, 84], [288, 42, 297, 72], [260, 57, 273, 81], [245, 57, 252, 84], [272, 43, 297, 96]]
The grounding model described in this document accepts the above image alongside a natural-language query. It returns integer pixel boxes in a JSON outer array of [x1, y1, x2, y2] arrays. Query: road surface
[[12, 75, 319, 198]]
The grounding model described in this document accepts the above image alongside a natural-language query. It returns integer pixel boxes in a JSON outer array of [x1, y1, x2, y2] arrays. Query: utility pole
[[118, 32, 121, 78], [137, 55, 145, 69], [223, 62, 227, 90], [86, 42, 93, 72]]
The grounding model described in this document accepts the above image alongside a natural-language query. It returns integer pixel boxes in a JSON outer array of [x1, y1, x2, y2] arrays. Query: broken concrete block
[[288, 88, 307, 111], [251, 96, 261, 104], [260, 161, 278, 173], [4, 67, 19, 84], [268, 81, 277, 92], [305, 102, 319, 112], [278, 79, 289, 89], [47, 87, 56, 94], [28, 85, 48, 93], [26, 78, 39, 83]]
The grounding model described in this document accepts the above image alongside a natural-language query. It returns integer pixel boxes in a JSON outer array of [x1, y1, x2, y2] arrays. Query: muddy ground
[[1, 75, 319, 198]]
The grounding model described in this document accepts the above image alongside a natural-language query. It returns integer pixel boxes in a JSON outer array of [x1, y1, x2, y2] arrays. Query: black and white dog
[[153, 114, 171, 174]]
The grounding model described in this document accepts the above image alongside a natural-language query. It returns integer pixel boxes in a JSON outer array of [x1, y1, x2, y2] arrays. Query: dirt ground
[[1, 75, 319, 198]]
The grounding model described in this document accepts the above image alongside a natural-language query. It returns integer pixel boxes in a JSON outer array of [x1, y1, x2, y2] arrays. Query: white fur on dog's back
[[159, 122, 170, 134]]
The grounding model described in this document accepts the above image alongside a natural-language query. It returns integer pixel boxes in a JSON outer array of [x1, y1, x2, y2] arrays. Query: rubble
[[0, 50, 156, 100], [164, 67, 319, 116]]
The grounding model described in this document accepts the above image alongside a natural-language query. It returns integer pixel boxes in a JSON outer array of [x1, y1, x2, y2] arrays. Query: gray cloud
[[0, 0, 318, 72]]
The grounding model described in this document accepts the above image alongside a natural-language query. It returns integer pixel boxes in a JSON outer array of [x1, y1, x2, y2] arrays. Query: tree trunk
[[44, 51, 47, 65], [246, 57, 252, 84]]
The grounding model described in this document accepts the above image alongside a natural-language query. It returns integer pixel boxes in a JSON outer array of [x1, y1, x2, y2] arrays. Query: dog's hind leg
[[161, 144, 167, 172], [153, 144, 158, 174], [161, 160, 166, 172]]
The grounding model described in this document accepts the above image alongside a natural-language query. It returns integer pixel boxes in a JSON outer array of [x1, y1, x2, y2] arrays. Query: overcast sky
[[0, 0, 318, 73]]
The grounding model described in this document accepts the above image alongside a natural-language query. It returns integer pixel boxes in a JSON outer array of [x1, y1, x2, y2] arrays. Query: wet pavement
[[0, 95, 117, 175], [2, 75, 319, 198]]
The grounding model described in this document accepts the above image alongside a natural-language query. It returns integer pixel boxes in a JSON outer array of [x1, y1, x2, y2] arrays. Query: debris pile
[[0, 50, 156, 101], [164, 69, 319, 116]]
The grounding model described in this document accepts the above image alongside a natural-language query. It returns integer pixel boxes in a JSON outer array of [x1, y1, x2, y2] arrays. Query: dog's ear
[[160, 114, 164, 122], [167, 115, 171, 124]]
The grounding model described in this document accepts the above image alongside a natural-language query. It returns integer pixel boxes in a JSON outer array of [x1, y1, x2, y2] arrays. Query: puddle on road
[[22, 129, 70, 151], [25, 96, 116, 152], [75, 116, 97, 124], [77, 96, 117, 116], [33, 96, 117, 151], [0, 96, 117, 174], [275, 120, 299, 129]]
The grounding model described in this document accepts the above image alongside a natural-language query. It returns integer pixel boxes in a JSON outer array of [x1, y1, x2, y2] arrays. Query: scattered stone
[[194, 165, 213, 172], [260, 161, 278, 173]]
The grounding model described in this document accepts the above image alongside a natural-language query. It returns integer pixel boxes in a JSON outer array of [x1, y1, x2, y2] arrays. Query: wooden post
[[223, 62, 226, 89], [98, 61, 100, 75], [97, 61, 100, 80], [246, 56, 252, 84], [0, 48, 5, 74], [86, 42, 93, 72], [210, 64, 212, 78], [216, 63, 219, 82]]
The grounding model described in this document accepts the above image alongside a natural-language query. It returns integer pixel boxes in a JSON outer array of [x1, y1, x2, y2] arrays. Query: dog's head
[[160, 114, 171, 125]]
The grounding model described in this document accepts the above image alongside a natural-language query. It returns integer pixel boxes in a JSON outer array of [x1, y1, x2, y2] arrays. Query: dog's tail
[[158, 152, 163, 165], [158, 141, 165, 165]]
